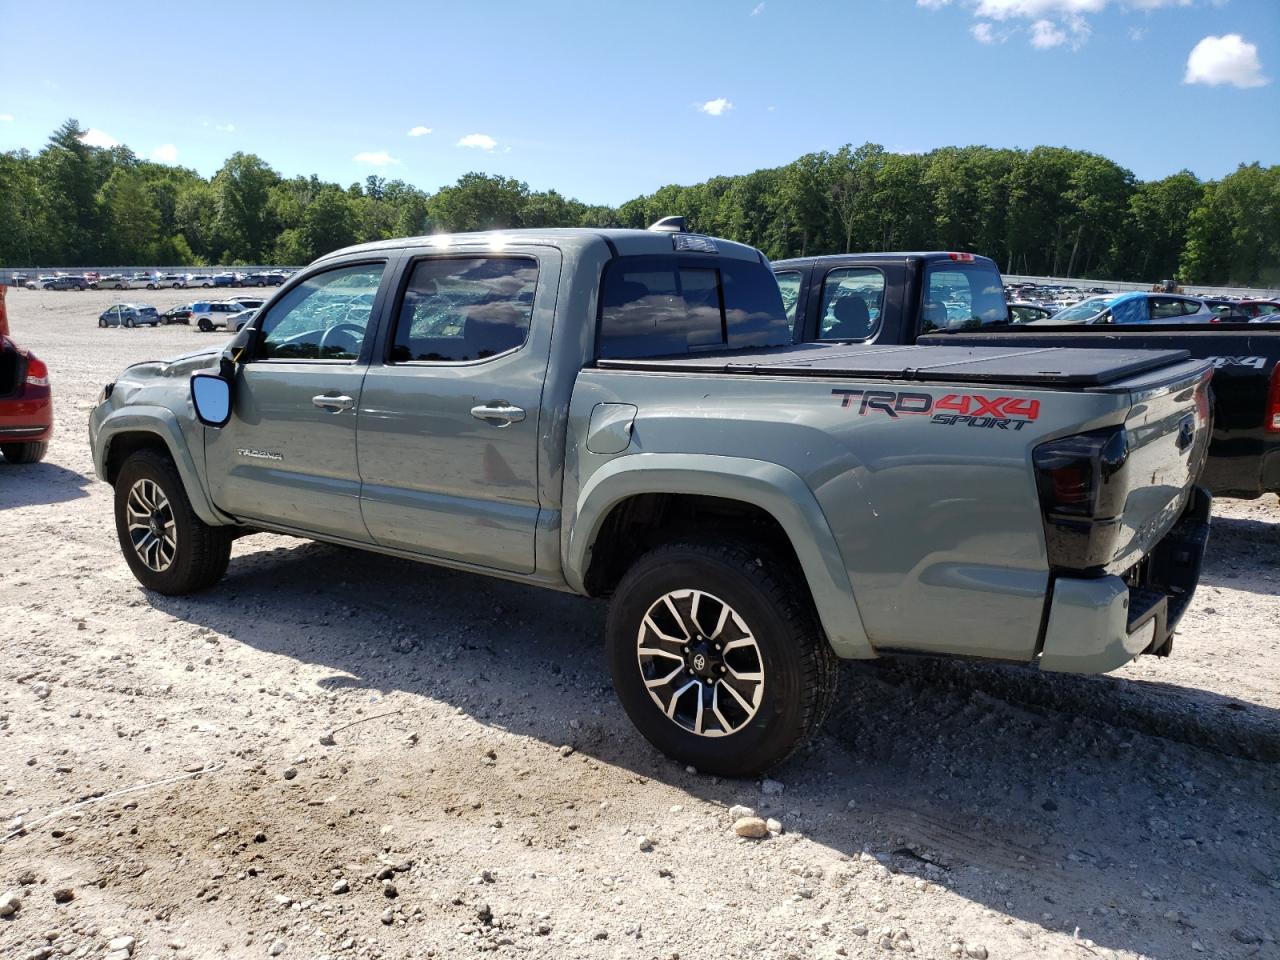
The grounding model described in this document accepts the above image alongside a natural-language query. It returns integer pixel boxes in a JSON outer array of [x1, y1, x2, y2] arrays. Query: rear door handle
[[471, 402, 526, 426], [312, 394, 354, 412]]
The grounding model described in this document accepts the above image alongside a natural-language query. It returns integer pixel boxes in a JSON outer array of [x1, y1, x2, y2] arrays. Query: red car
[[1238, 299, 1280, 320], [1, 287, 53, 463]]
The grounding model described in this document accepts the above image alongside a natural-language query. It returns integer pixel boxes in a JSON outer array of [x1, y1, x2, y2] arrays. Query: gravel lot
[[2, 287, 1278, 960]]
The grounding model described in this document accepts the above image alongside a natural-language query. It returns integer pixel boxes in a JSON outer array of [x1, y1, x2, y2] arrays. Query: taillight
[[25, 356, 49, 387], [1033, 426, 1129, 519], [1267, 363, 1280, 433], [1033, 426, 1130, 574]]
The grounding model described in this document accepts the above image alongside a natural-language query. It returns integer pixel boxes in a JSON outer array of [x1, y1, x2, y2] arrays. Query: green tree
[[212, 153, 280, 261]]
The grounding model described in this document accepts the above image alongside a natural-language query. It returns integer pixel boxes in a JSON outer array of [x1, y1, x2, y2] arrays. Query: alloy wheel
[[125, 478, 177, 572], [636, 589, 765, 737]]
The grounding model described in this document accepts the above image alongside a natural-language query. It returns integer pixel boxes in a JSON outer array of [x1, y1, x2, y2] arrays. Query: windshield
[[1033, 295, 1117, 324], [919, 260, 1008, 334]]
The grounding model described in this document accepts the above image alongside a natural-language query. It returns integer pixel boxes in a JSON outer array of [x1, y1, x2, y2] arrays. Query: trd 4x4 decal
[[832, 389, 1042, 430]]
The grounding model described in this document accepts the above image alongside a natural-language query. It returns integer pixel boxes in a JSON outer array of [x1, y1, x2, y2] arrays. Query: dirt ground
[[1, 287, 1278, 960]]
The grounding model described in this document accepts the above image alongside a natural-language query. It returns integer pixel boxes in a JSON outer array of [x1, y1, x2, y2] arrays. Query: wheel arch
[[96, 409, 227, 527], [567, 454, 874, 659]]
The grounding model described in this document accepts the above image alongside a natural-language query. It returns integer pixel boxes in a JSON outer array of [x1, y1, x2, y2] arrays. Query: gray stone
[[761, 778, 785, 796], [330, 879, 349, 894]]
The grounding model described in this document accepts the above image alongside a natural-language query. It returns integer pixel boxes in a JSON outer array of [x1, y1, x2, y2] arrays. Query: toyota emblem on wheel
[[692, 653, 706, 671]]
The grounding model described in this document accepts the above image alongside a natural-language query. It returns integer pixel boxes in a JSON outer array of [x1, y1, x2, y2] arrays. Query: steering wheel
[[318, 323, 364, 355]]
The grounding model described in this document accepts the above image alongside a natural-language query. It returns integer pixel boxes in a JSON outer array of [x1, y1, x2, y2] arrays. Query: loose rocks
[[733, 816, 770, 839]]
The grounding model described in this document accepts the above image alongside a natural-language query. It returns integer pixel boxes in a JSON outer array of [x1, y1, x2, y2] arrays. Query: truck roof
[[315, 228, 767, 265]]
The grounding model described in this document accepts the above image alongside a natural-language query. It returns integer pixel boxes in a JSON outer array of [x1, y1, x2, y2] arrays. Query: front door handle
[[312, 394, 354, 412], [471, 402, 526, 426]]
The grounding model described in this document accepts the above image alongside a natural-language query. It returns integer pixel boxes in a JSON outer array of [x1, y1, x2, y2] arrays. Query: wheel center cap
[[692, 653, 706, 672]]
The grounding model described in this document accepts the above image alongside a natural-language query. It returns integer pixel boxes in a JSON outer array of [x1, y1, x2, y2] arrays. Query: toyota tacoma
[[90, 227, 1212, 775]]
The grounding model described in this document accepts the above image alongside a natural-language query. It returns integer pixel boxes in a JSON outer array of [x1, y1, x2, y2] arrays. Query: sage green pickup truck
[[89, 227, 1213, 775]]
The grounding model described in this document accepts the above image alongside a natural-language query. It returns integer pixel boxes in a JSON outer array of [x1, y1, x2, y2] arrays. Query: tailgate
[[1036, 359, 1213, 576]]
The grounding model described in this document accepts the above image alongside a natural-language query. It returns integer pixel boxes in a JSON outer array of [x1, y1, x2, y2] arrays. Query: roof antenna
[[648, 216, 687, 233]]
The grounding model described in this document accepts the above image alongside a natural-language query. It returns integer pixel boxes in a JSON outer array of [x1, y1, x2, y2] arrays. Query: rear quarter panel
[[567, 369, 1138, 662], [920, 327, 1280, 497]]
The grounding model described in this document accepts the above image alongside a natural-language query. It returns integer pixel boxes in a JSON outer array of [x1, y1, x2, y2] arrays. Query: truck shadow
[[145, 537, 1280, 959], [0, 460, 92, 508]]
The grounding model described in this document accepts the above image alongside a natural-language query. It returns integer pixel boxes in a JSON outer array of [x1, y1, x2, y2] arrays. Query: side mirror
[[191, 373, 232, 427]]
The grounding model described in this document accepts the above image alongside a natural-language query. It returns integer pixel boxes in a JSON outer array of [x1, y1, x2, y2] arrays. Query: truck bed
[[597, 342, 1195, 390]]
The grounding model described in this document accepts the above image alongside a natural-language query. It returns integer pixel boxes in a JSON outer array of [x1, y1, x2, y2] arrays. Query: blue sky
[[1, 0, 1276, 204]]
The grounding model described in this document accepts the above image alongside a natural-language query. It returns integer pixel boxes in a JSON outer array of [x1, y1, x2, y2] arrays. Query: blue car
[[1036, 292, 1218, 325]]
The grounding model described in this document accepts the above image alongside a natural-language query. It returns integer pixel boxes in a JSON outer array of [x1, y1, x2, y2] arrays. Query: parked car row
[[94, 298, 266, 332], [19, 270, 294, 291], [1005, 280, 1280, 325]]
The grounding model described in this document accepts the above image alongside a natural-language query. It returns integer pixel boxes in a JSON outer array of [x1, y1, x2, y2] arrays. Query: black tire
[[124, 316, 136, 328], [606, 537, 839, 777], [113, 449, 232, 595], [99, 317, 108, 328], [1, 441, 48, 464], [198, 318, 213, 332]]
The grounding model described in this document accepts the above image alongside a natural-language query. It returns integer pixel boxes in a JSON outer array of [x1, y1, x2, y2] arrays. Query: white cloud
[[975, 0, 1105, 17], [699, 97, 733, 116], [353, 150, 400, 166], [79, 128, 119, 148], [1185, 34, 1269, 88], [1128, 26, 1147, 40], [1029, 18, 1067, 47], [407, 125, 432, 136], [150, 144, 179, 164], [751, 2, 765, 14], [971, 21, 1003, 43], [457, 133, 497, 150], [215, 123, 235, 133], [924, 0, 1190, 52], [0, 113, 13, 122]]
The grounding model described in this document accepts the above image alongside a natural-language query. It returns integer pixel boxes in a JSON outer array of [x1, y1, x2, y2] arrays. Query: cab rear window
[[597, 255, 789, 359], [920, 260, 1008, 334]]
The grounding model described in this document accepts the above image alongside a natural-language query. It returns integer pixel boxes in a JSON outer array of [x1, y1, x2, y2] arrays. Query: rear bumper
[[0, 393, 53, 442], [1039, 486, 1211, 674]]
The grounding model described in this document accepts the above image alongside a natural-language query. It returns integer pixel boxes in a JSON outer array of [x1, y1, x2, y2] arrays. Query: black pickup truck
[[774, 252, 1280, 501]]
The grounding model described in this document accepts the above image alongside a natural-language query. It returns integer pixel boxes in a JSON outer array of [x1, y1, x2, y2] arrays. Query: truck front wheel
[[113, 449, 232, 595], [606, 538, 838, 777]]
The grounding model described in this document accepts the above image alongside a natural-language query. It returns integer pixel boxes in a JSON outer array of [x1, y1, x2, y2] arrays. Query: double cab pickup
[[91, 229, 1212, 774]]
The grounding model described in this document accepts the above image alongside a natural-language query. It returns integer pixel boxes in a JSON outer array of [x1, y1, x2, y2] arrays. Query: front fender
[[91, 405, 229, 527], [567, 453, 874, 659]]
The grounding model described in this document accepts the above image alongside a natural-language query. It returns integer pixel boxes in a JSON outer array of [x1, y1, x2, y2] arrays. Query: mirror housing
[[191, 373, 232, 427]]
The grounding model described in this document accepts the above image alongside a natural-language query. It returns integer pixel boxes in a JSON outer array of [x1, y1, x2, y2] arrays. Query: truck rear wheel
[[113, 449, 232, 595], [606, 538, 838, 777]]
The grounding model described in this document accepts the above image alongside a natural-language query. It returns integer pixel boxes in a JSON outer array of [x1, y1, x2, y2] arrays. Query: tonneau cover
[[596, 343, 1192, 388]]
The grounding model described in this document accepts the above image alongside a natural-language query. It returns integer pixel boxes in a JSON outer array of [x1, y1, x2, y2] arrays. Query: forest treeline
[[1, 119, 1277, 286]]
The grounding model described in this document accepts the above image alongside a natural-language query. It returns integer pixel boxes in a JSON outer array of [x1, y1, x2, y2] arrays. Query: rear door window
[[598, 256, 788, 359], [816, 267, 885, 341], [390, 256, 538, 363]]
